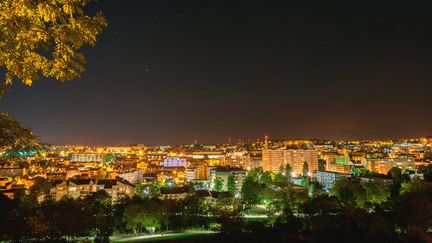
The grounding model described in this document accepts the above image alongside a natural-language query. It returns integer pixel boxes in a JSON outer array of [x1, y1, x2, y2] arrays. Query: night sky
[[1, 1, 432, 145]]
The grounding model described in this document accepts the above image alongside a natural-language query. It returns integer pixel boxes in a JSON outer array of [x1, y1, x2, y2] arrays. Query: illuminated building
[[117, 170, 143, 184], [288, 149, 319, 176], [366, 157, 415, 174], [225, 152, 250, 169], [248, 150, 262, 170], [105, 146, 131, 155], [334, 155, 350, 165], [160, 157, 189, 167], [159, 186, 190, 200], [209, 167, 246, 197], [50, 178, 136, 201], [71, 153, 107, 163], [171, 169, 185, 184], [0, 166, 24, 177], [322, 153, 351, 174], [262, 149, 286, 173], [262, 149, 319, 176], [188, 152, 225, 166], [316, 171, 350, 190], [185, 164, 207, 181], [326, 162, 351, 174]]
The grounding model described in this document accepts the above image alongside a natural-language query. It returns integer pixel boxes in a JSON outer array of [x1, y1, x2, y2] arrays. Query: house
[[159, 186, 190, 200]]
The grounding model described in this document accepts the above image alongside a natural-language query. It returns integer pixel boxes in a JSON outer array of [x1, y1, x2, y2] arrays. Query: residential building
[[161, 157, 189, 167], [209, 167, 246, 197], [185, 164, 207, 181], [50, 178, 135, 201], [262, 149, 318, 176], [71, 153, 107, 163], [316, 171, 350, 190]]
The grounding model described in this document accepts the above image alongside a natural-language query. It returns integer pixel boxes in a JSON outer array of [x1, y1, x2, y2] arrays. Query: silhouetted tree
[[303, 161, 309, 177], [285, 163, 292, 183], [85, 191, 113, 242], [219, 209, 244, 235], [0, 112, 40, 154]]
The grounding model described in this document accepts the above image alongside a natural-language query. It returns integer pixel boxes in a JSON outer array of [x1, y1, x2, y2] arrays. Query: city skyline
[[40, 135, 432, 147], [2, 1, 432, 242], [1, 0, 432, 145]]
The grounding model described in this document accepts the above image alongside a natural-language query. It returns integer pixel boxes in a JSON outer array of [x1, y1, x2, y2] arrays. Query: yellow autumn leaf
[[24, 79, 32, 86]]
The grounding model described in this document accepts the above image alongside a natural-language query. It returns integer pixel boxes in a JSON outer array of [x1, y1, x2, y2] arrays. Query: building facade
[[50, 178, 135, 201], [209, 167, 246, 197], [160, 157, 189, 167], [262, 149, 319, 176], [316, 171, 350, 190], [71, 153, 107, 163]]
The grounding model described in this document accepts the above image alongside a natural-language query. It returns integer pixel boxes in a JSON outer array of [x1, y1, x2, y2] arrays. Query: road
[[111, 230, 217, 242]]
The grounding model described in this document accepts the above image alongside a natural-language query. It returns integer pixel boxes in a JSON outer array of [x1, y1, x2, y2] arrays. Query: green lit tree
[[135, 183, 144, 195], [274, 164, 287, 183], [122, 204, 145, 235], [122, 201, 168, 235], [363, 180, 389, 205], [260, 171, 273, 185], [149, 182, 161, 198], [273, 173, 286, 183], [350, 167, 361, 177], [227, 175, 236, 193], [213, 176, 223, 192], [308, 181, 325, 198], [241, 175, 262, 206], [330, 178, 366, 206]]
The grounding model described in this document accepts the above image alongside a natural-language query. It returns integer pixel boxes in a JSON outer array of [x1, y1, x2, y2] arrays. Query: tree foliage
[[302, 161, 309, 177], [0, 112, 39, 153], [122, 200, 168, 235], [0, 0, 107, 96], [363, 180, 389, 205], [29, 176, 52, 196], [213, 176, 223, 192], [330, 178, 365, 206], [241, 175, 262, 206], [227, 175, 236, 193]]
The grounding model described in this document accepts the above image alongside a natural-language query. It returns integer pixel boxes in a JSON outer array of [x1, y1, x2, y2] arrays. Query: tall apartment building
[[262, 149, 318, 176], [262, 150, 286, 173]]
